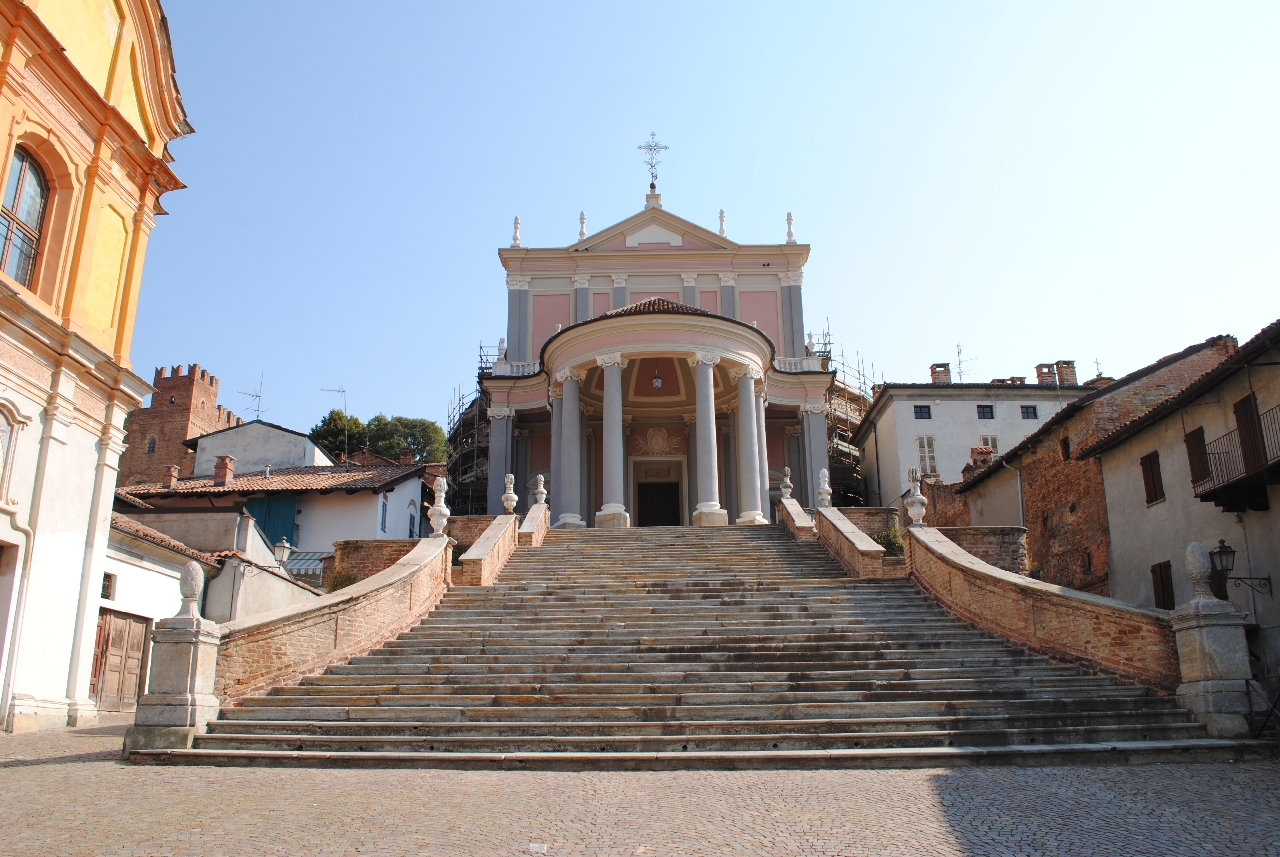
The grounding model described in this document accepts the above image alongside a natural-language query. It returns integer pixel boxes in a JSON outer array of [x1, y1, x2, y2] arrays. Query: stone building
[[958, 335, 1239, 594], [117, 363, 242, 484], [480, 186, 833, 525], [0, 0, 190, 731]]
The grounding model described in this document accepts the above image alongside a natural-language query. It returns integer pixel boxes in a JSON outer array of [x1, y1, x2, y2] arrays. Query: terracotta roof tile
[[601, 297, 713, 318], [110, 513, 218, 565], [114, 489, 153, 509], [118, 464, 426, 498]]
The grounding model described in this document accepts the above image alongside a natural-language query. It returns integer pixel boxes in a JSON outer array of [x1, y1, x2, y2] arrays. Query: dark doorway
[[637, 482, 681, 527]]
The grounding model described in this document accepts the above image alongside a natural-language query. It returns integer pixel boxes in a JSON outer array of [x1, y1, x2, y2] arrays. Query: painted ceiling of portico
[[580, 358, 729, 419]]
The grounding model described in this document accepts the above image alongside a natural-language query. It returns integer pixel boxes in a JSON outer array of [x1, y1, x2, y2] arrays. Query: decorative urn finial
[[511, 216, 521, 248], [817, 468, 832, 508], [718, 209, 726, 237], [1185, 542, 1217, 601], [428, 476, 450, 537], [502, 473, 518, 515], [533, 474, 547, 506], [905, 467, 928, 527], [785, 212, 796, 244], [780, 467, 793, 500], [177, 561, 204, 619], [579, 211, 587, 241]]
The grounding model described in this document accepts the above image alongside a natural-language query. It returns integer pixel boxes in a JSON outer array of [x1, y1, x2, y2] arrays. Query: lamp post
[[1210, 538, 1272, 597]]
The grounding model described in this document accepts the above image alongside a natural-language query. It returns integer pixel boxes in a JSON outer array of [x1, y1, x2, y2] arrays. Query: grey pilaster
[[681, 273, 697, 307], [800, 405, 829, 510], [612, 274, 627, 310], [572, 274, 589, 324], [486, 409, 514, 514], [505, 275, 531, 361], [719, 272, 737, 320], [756, 393, 770, 522], [549, 395, 563, 524]]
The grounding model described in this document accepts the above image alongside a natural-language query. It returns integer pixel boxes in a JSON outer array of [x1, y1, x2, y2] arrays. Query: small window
[[100, 573, 116, 600], [169, 396, 176, 404], [976, 404, 994, 420], [980, 435, 999, 453], [1139, 451, 1165, 505], [380, 496, 388, 533], [145, 437, 157, 454], [1, 147, 48, 288], [408, 513, 416, 539], [917, 435, 937, 475], [1021, 405, 1038, 420], [914, 405, 931, 420], [1150, 561, 1174, 609], [1060, 437, 1071, 461]]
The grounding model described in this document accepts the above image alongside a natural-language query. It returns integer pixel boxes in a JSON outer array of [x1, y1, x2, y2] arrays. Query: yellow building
[[0, 0, 190, 731]]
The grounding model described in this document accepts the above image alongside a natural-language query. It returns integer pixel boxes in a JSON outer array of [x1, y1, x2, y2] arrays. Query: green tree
[[309, 409, 367, 462], [366, 414, 448, 463]]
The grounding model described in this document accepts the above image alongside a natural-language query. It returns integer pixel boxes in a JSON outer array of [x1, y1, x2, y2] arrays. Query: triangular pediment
[[573, 207, 738, 252]]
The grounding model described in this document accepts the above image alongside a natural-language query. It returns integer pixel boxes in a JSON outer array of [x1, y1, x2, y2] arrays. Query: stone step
[[326, 658, 1067, 677], [313, 664, 1083, 683], [347, 646, 1028, 666]]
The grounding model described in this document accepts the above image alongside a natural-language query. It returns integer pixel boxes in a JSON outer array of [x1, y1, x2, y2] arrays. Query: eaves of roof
[[110, 513, 218, 566], [118, 464, 427, 499]]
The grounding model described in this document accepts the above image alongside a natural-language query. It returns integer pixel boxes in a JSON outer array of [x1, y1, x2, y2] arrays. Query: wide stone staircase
[[136, 526, 1267, 768]]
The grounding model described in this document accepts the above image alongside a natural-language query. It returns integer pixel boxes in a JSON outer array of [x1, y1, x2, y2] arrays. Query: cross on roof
[[637, 132, 668, 184]]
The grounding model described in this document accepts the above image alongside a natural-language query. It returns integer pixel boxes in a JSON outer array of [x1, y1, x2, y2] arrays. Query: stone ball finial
[[178, 561, 204, 618], [533, 474, 547, 506], [502, 473, 518, 514], [1186, 541, 1217, 601], [780, 467, 793, 500]]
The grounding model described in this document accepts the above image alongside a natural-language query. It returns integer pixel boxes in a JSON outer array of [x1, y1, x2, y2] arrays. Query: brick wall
[[324, 540, 419, 589], [937, 527, 1028, 574], [118, 364, 242, 485], [923, 481, 971, 527], [840, 507, 899, 537], [445, 516, 497, 556], [1019, 337, 1236, 594], [817, 508, 904, 579], [907, 527, 1179, 690], [215, 538, 452, 706]]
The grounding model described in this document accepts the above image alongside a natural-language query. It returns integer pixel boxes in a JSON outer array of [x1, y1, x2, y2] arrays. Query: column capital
[[611, 274, 628, 288], [554, 366, 587, 384], [571, 274, 590, 288], [784, 424, 803, 436], [505, 274, 530, 290], [778, 270, 803, 287], [622, 414, 633, 427], [487, 407, 515, 421], [595, 352, 628, 368], [719, 272, 737, 287], [687, 351, 721, 367], [799, 402, 829, 415], [680, 272, 698, 288], [682, 412, 697, 425], [548, 387, 563, 400], [580, 404, 594, 416], [727, 363, 764, 382]]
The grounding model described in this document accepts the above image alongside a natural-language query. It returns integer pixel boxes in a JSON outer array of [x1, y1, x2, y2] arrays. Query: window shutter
[[1185, 427, 1210, 484], [1150, 561, 1174, 610], [1140, 451, 1166, 504]]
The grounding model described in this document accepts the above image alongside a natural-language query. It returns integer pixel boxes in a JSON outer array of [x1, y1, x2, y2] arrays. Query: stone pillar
[[779, 271, 805, 358], [690, 353, 727, 526], [596, 354, 630, 528], [755, 390, 771, 522], [732, 365, 767, 525], [681, 273, 698, 307], [719, 272, 737, 319], [785, 425, 807, 507], [505, 274, 530, 361], [1172, 542, 1253, 738], [548, 392, 563, 525], [123, 562, 221, 755], [572, 274, 590, 324], [486, 408, 514, 514], [555, 368, 586, 528], [800, 403, 829, 510]]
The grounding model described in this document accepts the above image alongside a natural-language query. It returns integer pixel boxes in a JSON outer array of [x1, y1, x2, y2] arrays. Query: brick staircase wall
[[937, 527, 1029, 574]]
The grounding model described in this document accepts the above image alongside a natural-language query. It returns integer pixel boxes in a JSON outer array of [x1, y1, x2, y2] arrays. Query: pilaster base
[[553, 514, 587, 529], [122, 725, 199, 759], [736, 512, 769, 526], [692, 507, 729, 527], [595, 509, 631, 529], [1176, 679, 1251, 738]]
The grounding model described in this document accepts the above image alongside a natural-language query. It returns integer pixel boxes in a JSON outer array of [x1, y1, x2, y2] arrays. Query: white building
[[1080, 318, 1279, 695], [187, 419, 336, 477], [852, 362, 1093, 505]]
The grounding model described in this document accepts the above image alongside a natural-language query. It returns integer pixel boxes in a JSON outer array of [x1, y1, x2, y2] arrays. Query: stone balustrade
[[815, 507, 899, 579], [518, 502, 551, 546], [776, 498, 815, 540], [456, 514, 519, 586]]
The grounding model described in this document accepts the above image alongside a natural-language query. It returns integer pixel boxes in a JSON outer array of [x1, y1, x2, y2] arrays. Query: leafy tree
[[310, 410, 447, 464], [309, 409, 367, 462]]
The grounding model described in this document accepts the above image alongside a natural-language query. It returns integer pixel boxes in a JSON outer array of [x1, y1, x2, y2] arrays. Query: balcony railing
[[1190, 403, 1280, 496], [774, 356, 824, 372], [491, 360, 540, 377]]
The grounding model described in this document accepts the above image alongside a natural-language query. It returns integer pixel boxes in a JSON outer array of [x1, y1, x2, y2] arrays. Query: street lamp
[[1209, 539, 1236, 574]]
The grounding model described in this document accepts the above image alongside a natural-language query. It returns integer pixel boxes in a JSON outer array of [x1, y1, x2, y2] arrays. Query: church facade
[[482, 188, 832, 527]]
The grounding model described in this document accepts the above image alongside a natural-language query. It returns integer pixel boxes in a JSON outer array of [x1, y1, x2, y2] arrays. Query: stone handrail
[[907, 526, 1179, 690], [456, 514, 519, 586], [776, 498, 815, 540], [815, 507, 898, 578], [518, 502, 551, 546], [214, 537, 452, 706]]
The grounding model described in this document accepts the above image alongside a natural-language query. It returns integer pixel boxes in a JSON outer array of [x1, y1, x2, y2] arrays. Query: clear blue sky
[[135, 2, 1280, 432]]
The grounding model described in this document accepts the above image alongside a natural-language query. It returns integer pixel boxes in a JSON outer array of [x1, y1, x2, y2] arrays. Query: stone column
[[123, 562, 221, 755], [1172, 542, 1254, 738], [732, 364, 767, 525], [596, 354, 630, 527], [486, 407, 514, 515], [689, 353, 727, 526], [555, 368, 586, 528], [755, 389, 771, 522], [800, 403, 829, 510], [548, 391, 563, 524]]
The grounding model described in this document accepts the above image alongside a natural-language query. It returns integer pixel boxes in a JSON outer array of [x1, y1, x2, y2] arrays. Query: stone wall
[[215, 538, 451, 706], [937, 527, 1028, 574], [456, 515, 519, 586], [839, 508, 899, 537], [907, 527, 1179, 690], [923, 480, 971, 528]]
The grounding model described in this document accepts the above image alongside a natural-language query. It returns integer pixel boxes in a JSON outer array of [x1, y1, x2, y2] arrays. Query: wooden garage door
[[89, 609, 149, 712]]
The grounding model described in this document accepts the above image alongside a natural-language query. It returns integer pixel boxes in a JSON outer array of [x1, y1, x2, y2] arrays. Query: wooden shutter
[[1150, 561, 1174, 610], [1185, 427, 1210, 484], [1234, 393, 1266, 472], [1140, 451, 1165, 504]]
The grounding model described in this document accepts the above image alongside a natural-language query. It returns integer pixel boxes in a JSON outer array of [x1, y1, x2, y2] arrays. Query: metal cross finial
[[637, 132, 668, 185]]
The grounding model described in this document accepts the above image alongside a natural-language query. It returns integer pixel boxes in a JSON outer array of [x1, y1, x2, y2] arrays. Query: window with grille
[[914, 405, 931, 420], [1060, 436, 1071, 461], [408, 513, 416, 538], [101, 573, 117, 600], [1021, 405, 1038, 419], [917, 436, 937, 475], [1150, 561, 1174, 610], [977, 404, 994, 420], [1140, 451, 1165, 504], [380, 496, 388, 533], [980, 435, 998, 453], [145, 437, 157, 454], [1, 148, 48, 288]]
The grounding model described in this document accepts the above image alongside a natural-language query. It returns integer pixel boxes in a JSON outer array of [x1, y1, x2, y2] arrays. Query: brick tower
[[118, 364, 242, 485]]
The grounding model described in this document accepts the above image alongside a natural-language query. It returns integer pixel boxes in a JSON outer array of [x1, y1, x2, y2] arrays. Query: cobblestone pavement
[[2, 716, 1278, 857]]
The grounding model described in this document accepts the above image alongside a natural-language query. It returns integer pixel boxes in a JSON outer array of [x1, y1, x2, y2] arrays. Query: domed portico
[[480, 189, 833, 526]]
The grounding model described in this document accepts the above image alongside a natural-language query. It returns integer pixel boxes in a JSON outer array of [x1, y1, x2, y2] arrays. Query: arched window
[[0, 148, 48, 288], [145, 438, 157, 454]]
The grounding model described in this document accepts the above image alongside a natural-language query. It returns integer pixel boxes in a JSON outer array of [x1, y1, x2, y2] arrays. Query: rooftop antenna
[[955, 344, 977, 383], [322, 386, 349, 469], [637, 132, 668, 185], [237, 372, 268, 420]]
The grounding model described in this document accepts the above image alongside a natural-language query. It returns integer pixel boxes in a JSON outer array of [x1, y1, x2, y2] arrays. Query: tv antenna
[[237, 372, 268, 420], [322, 386, 349, 469], [955, 344, 977, 383]]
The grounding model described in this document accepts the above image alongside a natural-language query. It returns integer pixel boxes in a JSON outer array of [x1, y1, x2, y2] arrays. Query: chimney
[[162, 464, 179, 490], [399, 447, 414, 465], [970, 446, 995, 470], [213, 455, 235, 487], [1054, 360, 1077, 386], [1036, 364, 1058, 385], [930, 363, 952, 384]]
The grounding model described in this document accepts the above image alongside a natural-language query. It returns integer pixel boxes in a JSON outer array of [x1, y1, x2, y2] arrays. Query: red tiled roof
[[114, 489, 153, 509], [110, 513, 218, 565], [601, 297, 714, 318], [118, 464, 427, 498]]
